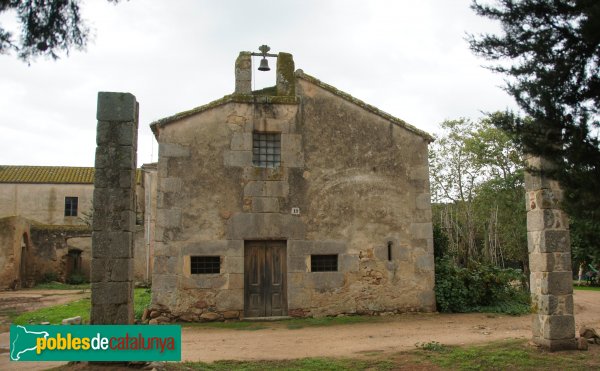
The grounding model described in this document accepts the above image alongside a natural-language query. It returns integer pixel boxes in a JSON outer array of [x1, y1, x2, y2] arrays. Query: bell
[[258, 57, 270, 71]]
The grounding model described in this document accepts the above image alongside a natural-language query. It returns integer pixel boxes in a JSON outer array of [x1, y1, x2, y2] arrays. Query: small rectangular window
[[311, 255, 338, 272], [191, 256, 220, 274], [64, 197, 78, 217], [252, 132, 281, 168]]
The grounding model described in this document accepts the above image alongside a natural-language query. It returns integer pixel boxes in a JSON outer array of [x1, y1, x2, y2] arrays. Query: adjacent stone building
[[0, 165, 154, 286], [149, 50, 436, 320]]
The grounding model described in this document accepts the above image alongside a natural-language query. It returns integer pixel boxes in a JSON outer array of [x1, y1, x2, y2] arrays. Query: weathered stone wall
[[29, 225, 92, 283], [0, 216, 34, 289], [0, 183, 93, 225], [151, 64, 434, 321]]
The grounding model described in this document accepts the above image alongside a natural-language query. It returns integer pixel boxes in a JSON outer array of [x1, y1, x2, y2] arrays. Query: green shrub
[[41, 272, 59, 283], [67, 273, 87, 285], [434, 258, 530, 314]]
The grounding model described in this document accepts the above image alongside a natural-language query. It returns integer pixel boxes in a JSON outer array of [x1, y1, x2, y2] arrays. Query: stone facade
[[149, 51, 435, 321], [0, 182, 93, 225]]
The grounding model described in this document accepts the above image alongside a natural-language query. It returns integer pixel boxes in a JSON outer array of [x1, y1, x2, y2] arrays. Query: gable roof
[[0, 166, 142, 185], [295, 70, 433, 142], [150, 70, 433, 142]]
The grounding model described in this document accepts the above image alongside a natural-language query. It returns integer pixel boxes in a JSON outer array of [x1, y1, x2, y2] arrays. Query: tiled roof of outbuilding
[[0, 166, 142, 184]]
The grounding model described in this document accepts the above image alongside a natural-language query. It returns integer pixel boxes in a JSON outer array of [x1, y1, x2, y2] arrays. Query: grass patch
[[574, 285, 600, 291], [12, 288, 151, 324], [134, 288, 151, 319], [168, 358, 394, 371], [31, 282, 91, 290], [12, 297, 90, 325], [162, 339, 599, 370], [413, 338, 599, 370]]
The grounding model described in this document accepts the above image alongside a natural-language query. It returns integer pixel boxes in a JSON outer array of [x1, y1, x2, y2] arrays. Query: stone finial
[[235, 52, 252, 94], [276, 52, 295, 96]]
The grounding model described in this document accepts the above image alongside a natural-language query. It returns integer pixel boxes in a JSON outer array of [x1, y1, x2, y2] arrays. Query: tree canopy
[[0, 0, 119, 61], [429, 113, 527, 268], [468, 0, 600, 262]]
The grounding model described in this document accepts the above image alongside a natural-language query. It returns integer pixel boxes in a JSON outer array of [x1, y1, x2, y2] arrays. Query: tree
[[468, 0, 600, 262], [429, 113, 526, 267], [0, 0, 120, 62]]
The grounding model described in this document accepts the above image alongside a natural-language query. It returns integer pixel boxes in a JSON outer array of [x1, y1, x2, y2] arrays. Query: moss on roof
[[149, 69, 433, 142], [0, 166, 143, 185], [149, 93, 300, 137]]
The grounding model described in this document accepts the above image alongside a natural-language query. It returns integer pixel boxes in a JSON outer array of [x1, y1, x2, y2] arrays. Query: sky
[[0, 0, 519, 167]]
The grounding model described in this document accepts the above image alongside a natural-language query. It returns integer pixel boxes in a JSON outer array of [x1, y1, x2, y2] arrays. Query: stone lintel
[[227, 213, 305, 240]]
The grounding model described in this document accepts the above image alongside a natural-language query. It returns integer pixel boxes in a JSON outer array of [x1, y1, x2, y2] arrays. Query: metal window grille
[[190, 256, 220, 274], [252, 132, 281, 168], [311, 255, 338, 272], [64, 197, 78, 217]]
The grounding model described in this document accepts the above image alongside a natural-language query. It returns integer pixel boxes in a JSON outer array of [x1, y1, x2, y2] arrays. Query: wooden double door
[[244, 241, 287, 317]]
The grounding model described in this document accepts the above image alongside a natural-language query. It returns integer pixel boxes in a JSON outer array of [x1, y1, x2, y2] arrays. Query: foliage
[[134, 287, 151, 320], [415, 341, 445, 352], [434, 257, 530, 314], [0, 0, 121, 62], [433, 223, 449, 259], [66, 272, 86, 285], [33, 281, 89, 290], [430, 113, 527, 267], [40, 271, 59, 283], [12, 287, 150, 324], [469, 0, 600, 263], [574, 284, 600, 291]]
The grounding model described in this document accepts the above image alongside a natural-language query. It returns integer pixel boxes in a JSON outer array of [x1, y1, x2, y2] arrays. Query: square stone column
[[91, 92, 138, 324], [526, 156, 577, 350]]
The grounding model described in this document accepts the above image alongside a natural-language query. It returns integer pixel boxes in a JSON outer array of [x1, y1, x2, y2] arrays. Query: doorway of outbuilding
[[18, 233, 32, 288], [66, 249, 83, 283]]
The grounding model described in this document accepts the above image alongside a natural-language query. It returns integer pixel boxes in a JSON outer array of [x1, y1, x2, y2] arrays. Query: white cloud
[[0, 0, 518, 166]]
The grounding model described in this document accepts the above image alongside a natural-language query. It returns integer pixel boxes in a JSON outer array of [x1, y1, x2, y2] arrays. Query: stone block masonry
[[91, 92, 138, 324], [526, 155, 577, 350]]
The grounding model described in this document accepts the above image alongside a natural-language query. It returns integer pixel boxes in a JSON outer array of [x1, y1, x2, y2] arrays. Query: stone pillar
[[91, 92, 138, 324], [526, 155, 577, 350], [235, 52, 252, 94]]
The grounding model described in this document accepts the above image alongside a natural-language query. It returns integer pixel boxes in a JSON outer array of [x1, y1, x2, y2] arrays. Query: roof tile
[[0, 166, 142, 184]]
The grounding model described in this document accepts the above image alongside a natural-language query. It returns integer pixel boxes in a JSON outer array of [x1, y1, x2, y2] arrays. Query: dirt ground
[[0, 289, 90, 328], [180, 290, 600, 362], [0, 289, 598, 370]]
